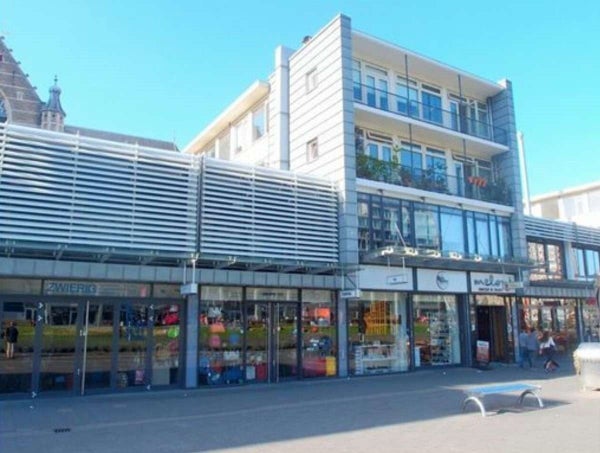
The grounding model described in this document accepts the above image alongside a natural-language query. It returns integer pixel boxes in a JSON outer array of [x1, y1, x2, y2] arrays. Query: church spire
[[41, 76, 66, 131]]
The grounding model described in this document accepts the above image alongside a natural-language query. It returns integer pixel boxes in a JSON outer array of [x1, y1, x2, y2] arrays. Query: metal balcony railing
[[353, 83, 508, 146], [356, 154, 511, 206]]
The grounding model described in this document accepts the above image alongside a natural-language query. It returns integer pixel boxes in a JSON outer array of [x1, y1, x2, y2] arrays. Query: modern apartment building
[[1, 16, 598, 398], [186, 15, 530, 372]]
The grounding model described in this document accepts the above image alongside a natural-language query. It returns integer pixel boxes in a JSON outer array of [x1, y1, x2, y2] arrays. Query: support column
[[337, 294, 348, 377], [185, 293, 199, 388]]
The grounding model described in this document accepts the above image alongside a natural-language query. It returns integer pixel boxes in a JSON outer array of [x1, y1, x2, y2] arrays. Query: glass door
[[244, 302, 299, 383], [274, 303, 299, 382], [39, 301, 80, 393], [80, 301, 114, 393]]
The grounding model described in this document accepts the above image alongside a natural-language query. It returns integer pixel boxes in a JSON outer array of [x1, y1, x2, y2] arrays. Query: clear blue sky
[[1, 0, 599, 196]]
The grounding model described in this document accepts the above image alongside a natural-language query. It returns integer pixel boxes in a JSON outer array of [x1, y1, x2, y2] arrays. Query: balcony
[[356, 154, 511, 206], [353, 83, 507, 146]]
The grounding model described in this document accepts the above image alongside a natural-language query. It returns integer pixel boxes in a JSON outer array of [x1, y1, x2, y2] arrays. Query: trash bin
[[573, 342, 600, 390]]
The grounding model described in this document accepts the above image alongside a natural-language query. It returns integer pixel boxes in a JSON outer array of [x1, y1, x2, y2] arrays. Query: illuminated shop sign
[[470, 273, 515, 294]]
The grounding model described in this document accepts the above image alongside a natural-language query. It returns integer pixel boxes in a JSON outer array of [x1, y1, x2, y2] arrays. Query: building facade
[[1, 16, 599, 398], [529, 181, 600, 228]]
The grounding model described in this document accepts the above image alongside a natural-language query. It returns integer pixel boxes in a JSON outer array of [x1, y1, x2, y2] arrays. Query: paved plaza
[[1, 360, 599, 453]]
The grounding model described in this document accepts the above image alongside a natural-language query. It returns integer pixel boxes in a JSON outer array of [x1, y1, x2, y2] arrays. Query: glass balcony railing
[[356, 154, 512, 205], [353, 83, 508, 146]]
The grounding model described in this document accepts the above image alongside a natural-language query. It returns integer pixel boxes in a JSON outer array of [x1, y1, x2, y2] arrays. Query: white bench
[[462, 382, 544, 417]]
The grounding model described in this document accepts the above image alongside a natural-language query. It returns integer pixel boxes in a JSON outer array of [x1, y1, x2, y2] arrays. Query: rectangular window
[[353, 60, 362, 101], [306, 138, 319, 162], [396, 78, 419, 117], [252, 105, 266, 140], [440, 207, 465, 253], [414, 203, 440, 249], [306, 68, 318, 93], [422, 90, 442, 124], [233, 118, 248, 154]]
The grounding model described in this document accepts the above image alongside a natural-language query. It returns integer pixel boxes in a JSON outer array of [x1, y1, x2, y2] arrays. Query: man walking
[[526, 327, 539, 368], [5, 321, 19, 359], [518, 326, 531, 368]]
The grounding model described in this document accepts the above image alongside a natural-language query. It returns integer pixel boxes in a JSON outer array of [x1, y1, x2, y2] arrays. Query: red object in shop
[[255, 363, 268, 381]]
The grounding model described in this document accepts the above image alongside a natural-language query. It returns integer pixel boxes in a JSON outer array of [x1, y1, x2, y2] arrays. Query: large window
[[440, 207, 465, 253], [421, 85, 442, 124], [357, 192, 511, 261], [396, 78, 419, 117], [353, 60, 362, 101], [527, 240, 565, 281], [572, 247, 600, 281]]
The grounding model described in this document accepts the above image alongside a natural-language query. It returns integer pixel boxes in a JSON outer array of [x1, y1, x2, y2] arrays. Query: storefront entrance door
[[244, 302, 299, 383], [476, 306, 508, 362]]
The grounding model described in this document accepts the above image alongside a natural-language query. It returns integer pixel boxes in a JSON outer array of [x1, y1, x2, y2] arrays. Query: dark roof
[[41, 77, 66, 116], [64, 125, 178, 151]]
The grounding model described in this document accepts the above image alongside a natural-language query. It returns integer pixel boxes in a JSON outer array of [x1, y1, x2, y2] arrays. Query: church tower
[[41, 76, 66, 131]]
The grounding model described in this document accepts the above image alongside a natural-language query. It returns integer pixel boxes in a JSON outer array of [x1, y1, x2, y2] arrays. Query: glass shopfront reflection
[[412, 295, 461, 367], [519, 298, 578, 353], [301, 290, 337, 378], [0, 301, 37, 394], [349, 292, 409, 375], [39, 302, 79, 391], [153, 304, 182, 386], [198, 286, 337, 385], [117, 303, 149, 389]]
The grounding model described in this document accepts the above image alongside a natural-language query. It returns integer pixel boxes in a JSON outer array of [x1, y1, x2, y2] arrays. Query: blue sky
[[1, 0, 599, 196]]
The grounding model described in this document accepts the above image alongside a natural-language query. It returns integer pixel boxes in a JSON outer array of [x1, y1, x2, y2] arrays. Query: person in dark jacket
[[5, 321, 19, 359]]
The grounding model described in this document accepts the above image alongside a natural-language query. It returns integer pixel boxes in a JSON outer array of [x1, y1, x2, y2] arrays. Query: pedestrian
[[518, 326, 531, 368], [539, 331, 559, 372], [526, 327, 539, 368], [5, 321, 19, 359]]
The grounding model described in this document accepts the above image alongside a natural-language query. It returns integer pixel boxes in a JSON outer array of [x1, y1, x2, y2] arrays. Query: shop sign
[[416, 269, 467, 293], [44, 280, 150, 297], [340, 289, 361, 299], [470, 273, 515, 294], [358, 265, 414, 291]]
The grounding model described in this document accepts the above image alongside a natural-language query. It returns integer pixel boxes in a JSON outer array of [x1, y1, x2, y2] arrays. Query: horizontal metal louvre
[[525, 216, 600, 247], [0, 123, 198, 255], [200, 157, 338, 263]]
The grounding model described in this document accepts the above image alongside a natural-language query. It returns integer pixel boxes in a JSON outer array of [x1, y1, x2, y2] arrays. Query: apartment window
[[306, 68, 318, 93], [365, 66, 388, 110], [252, 105, 266, 140], [421, 85, 442, 124], [306, 138, 319, 162], [396, 78, 419, 117], [353, 60, 362, 100], [572, 247, 600, 281], [233, 118, 248, 154]]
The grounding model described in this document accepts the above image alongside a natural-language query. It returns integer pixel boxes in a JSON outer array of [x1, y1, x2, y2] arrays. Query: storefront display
[[412, 295, 461, 366], [349, 292, 409, 375], [519, 298, 578, 353]]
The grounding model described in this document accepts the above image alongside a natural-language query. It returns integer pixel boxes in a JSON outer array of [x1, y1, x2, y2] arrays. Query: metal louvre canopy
[[525, 216, 600, 247], [199, 157, 339, 265], [0, 123, 199, 263]]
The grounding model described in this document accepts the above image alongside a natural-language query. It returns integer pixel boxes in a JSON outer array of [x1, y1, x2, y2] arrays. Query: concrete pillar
[[337, 294, 348, 377], [185, 293, 199, 388]]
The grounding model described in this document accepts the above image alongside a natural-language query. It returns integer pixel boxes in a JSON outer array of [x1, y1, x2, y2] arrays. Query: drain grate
[[54, 427, 71, 433]]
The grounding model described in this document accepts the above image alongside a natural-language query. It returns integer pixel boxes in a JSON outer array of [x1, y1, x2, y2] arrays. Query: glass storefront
[[519, 298, 578, 353], [198, 286, 337, 385], [0, 280, 183, 395], [301, 290, 336, 378], [581, 300, 600, 342], [0, 301, 36, 394], [349, 292, 409, 375], [412, 295, 461, 367]]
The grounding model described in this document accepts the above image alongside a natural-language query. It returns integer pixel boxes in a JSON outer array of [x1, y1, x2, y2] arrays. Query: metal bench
[[462, 383, 544, 417]]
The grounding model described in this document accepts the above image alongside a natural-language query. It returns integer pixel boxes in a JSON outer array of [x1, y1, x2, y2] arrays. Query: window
[[365, 66, 388, 110], [528, 240, 564, 281], [306, 138, 319, 162], [414, 203, 440, 249], [353, 60, 362, 100], [252, 105, 266, 140], [233, 119, 248, 154], [0, 98, 7, 123], [572, 247, 600, 281], [440, 207, 465, 253], [421, 86, 442, 124], [396, 78, 419, 117], [306, 68, 318, 93]]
